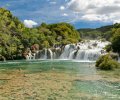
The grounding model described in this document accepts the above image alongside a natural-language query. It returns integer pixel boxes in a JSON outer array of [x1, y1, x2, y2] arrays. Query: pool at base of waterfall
[[0, 60, 119, 100]]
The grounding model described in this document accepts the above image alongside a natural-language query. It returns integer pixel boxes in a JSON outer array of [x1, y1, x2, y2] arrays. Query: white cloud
[[67, 0, 120, 23], [113, 19, 120, 24], [60, 6, 65, 10], [62, 13, 68, 16], [24, 20, 38, 28]]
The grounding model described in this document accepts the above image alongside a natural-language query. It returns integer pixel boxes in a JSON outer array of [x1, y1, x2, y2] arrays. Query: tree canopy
[[78, 25, 113, 40], [0, 8, 80, 60], [111, 24, 120, 54]]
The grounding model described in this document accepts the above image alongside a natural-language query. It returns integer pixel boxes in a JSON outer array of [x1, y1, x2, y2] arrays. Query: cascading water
[[26, 51, 36, 60], [60, 45, 70, 59], [26, 40, 110, 61], [60, 44, 75, 59], [48, 49, 53, 59], [43, 49, 47, 59], [69, 50, 77, 59]]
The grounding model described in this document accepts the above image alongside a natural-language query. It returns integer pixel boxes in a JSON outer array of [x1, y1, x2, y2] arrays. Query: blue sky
[[0, 0, 119, 29]]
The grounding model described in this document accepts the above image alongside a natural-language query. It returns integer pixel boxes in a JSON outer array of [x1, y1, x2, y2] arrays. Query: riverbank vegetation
[[0, 8, 80, 60], [97, 54, 120, 79], [96, 54, 120, 70], [95, 23, 120, 71], [111, 24, 120, 54]]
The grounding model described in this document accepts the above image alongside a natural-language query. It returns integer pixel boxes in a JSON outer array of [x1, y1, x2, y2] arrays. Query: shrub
[[96, 55, 105, 68], [105, 44, 112, 52], [42, 41, 50, 48], [96, 54, 119, 70]]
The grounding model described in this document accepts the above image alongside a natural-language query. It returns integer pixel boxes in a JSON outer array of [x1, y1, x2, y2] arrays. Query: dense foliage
[[0, 8, 80, 60], [111, 24, 120, 54], [96, 54, 119, 70], [78, 25, 113, 41], [0, 8, 25, 60]]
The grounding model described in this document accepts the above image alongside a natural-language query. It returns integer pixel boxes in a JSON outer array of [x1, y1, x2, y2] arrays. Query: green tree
[[111, 28, 120, 54]]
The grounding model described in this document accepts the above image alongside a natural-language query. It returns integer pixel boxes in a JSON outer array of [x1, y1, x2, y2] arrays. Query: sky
[[0, 0, 120, 29]]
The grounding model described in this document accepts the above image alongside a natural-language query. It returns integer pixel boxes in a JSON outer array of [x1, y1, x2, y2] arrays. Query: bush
[[96, 55, 105, 68], [96, 54, 119, 70], [105, 44, 112, 52]]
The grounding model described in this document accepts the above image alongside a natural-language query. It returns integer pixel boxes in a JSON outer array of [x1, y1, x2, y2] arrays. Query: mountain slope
[[78, 25, 113, 40]]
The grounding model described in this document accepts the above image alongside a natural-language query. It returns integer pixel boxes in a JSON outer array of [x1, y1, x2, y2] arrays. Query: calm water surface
[[0, 60, 119, 100]]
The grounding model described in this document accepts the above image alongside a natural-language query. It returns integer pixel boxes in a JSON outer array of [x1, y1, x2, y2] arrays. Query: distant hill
[[77, 25, 113, 40]]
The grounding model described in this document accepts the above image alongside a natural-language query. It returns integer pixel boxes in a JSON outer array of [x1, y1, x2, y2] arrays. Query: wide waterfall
[[26, 40, 110, 61]]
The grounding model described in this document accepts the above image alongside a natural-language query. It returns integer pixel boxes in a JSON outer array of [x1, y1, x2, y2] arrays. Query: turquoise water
[[72, 80, 120, 100], [0, 60, 96, 75], [0, 60, 120, 100]]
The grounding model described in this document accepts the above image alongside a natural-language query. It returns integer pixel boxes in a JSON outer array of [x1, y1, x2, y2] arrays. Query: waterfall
[[26, 51, 35, 60], [26, 55, 30, 60], [32, 53, 36, 60], [48, 49, 53, 59], [60, 44, 75, 59], [60, 45, 70, 59], [53, 52, 56, 59], [69, 50, 77, 59], [76, 50, 86, 60], [43, 49, 47, 59], [27, 40, 110, 61]]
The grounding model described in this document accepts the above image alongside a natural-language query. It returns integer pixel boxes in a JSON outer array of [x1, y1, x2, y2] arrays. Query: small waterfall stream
[[26, 40, 110, 61], [43, 49, 47, 59], [48, 49, 53, 59]]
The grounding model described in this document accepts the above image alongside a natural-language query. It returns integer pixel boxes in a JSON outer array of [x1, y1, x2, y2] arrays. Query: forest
[[0, 8, 80, 60]]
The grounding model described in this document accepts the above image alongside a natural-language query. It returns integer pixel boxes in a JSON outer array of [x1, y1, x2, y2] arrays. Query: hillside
[[0, 8, 80, 60], [78, 25, 113, 40]]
